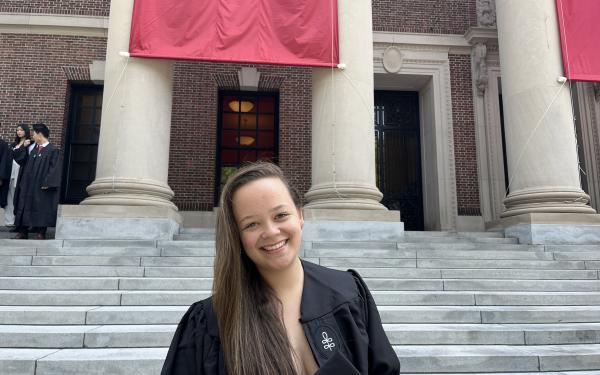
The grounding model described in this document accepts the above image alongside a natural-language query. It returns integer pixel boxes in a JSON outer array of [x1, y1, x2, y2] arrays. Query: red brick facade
[[0, 33, 107, 148], [372, 0, 477, 34], [0, 1, 109, 16], [449, 54, 480, 216], [169, 62, 312, 211]]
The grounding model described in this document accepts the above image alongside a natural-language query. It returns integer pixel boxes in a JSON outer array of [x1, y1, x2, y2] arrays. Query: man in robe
[[14, 123, 61, 240]]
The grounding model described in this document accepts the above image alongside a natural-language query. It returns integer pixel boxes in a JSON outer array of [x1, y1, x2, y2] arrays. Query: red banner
[[556, 0, 600, 82], [128, 0, 339, 68]]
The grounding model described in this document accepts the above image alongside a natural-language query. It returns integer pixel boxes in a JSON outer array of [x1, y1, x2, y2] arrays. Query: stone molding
[[477, 0, 496, 27], [0, 12, 108, 37], [84, 177, 177, 210], [373, 32, 471, 55], [373, 45, 458, 230], [473, 43, 488, 96]]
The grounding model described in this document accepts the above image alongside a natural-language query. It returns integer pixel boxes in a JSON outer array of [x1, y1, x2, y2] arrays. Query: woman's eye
[[275, 212, 289, 220], [242, 222, 257, 230]]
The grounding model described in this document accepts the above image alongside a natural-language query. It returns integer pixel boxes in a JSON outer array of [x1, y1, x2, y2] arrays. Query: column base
[[83, 178, 177, 210], [487, 212, 600, 244], [501, 188, 595, 218], [55, 205, 182, 240], [304, 182, 386, 210]]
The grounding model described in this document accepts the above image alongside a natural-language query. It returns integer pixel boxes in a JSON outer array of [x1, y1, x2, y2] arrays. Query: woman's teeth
[[263, 240, 286, 251]]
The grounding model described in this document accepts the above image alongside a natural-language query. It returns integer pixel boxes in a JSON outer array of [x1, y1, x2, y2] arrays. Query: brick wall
[[372, 0, 477, 34], [0, 33, 107, 149], [449, 54, 480, 216], [0, 1, 109, 16], [169, 62, 312, 210]]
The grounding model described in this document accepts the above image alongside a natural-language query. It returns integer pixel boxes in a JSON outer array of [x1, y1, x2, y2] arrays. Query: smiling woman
[[161, 162, 400, 375]]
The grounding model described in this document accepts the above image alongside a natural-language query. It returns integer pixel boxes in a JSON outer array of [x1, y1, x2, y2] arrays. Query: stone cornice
[[465, 26, 498, 45], [0, 13, 108, 37], [373, 31, 471, 55]]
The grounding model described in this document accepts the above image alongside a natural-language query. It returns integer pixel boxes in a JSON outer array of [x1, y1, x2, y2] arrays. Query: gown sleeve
[[161, 300, 219, 375], [350, 270, 401, 375], [0, 142, 11, 180], [41, 147, 61, 189], [12, 146, 28, 166]]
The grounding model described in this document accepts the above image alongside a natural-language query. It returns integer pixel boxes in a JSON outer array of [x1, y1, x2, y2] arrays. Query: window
[[215, 92, 279, 204]]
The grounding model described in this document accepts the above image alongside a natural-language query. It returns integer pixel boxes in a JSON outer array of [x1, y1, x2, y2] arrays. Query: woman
[[4, 124, 33, 227], [161, 162, 400, 375]]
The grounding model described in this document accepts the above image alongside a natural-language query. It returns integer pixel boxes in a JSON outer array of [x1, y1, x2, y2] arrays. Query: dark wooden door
[[374, 91, 424, 230], [62, 85, 102, 204]]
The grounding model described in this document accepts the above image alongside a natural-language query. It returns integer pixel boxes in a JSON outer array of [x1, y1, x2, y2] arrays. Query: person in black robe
[[161, 162, 399, 375], [0, 133, 12, 210], [14, 123, 61, 240]]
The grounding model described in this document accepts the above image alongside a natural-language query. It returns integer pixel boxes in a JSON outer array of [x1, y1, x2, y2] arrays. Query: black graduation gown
[[0, 140, 13, 208], [14, 143, 61, 228], [160, 260, 400, 375]]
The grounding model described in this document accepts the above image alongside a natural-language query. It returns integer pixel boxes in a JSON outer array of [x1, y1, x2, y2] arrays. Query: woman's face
[[232, 177, 304, 274], [16, 127, 25, 138]]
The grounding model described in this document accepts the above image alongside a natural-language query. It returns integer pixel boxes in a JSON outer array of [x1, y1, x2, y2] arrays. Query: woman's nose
[[261, 221, 280, 238]]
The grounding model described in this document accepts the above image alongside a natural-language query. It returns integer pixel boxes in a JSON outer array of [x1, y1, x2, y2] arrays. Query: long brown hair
[[213, 162, 302, 375]]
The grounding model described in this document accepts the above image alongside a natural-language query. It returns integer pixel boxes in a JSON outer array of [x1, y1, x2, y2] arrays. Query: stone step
[[320, 257, 586, 269], [385, 323, 600, 345], [394, 344, 600, 373], [307, 248, 555, 260], [62, 240, 157, 248], [378, 306, 600, 324], [36, 247, 161, 257], [0, 239, 62, 248], [157, 240, 215, 248], [173, 233, 215, 241], [7, 276, 600, 292], [546, 245, 600, 252], [555, 252, 600, 261], [35, 347, 166, 374], [4, 304, 600, 326], [3, 322, 600, 349], [0, 349, 59, 375], [399, 237, 519, 244], [373, 291, 600, 306], [403, 231, 505, 239], [311, 241, 542, 251], [0, 325, 177, 348], [4, 344, 599, 374], [0, 266, 145, 277], [5, 290, 600, 307]]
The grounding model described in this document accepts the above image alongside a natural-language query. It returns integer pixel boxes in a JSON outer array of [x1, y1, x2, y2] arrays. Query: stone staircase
[[2, 229, 600, 374]]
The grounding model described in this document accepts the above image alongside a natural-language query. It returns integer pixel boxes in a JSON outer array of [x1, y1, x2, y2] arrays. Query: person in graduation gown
[[161, 162, 400, 375], [0, 132, 13, 211], [13, 123, 61, 240], [5, 123, 33, 227]]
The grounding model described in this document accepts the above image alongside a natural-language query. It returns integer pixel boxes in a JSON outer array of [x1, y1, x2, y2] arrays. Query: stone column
[[56, 0, 180, 240], [496, 0, 594, 217], [82, 0, 175, 210], [304, 0, 386, 212]]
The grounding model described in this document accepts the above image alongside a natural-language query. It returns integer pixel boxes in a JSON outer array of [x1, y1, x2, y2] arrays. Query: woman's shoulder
[[176, 297, 219, 340]]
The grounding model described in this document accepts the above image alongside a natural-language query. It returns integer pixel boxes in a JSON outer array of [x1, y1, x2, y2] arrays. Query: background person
[[161, 162, 399, 375], [13, 123, 61, 240], [4, 124, 33, 227]]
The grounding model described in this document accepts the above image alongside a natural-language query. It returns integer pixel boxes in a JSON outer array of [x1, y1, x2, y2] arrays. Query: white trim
[[374, 46, 458, 231], [0, 13, 108, 37], [373, 31, 471, 55]]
